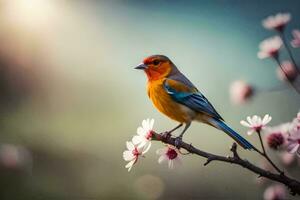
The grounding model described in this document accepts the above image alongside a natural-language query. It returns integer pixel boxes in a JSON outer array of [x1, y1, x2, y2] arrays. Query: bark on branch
[[152, 131, 300, 196]]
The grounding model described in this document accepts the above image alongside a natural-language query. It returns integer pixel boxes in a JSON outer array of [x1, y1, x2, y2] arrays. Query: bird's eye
[[153, 60, 160, 65]]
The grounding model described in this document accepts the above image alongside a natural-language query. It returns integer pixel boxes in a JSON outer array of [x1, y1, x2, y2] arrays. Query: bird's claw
[[174, 137, 182, 148], [161, 131, 171, 140]]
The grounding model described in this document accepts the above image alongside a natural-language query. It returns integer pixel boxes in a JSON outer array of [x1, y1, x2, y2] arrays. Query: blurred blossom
[[267, 111, 300, 155], [267, 111, 300, 136], [156, 145, 181, 169], [263, 184, 286, 200], [266, 122, 291, 137], [291, 30, 300, 48], [276, 61, 298, 82], [262, 13, 291, 32], [132, 118, 154, 149], [286, 128, 300, 157], [134, 174, 164, 200], [280, 152, 296, 166], [0, 144, 32, 171], [240, 114, 272, 135], [229, 80, 253, 104], [123, 141, 150, 172], [258, 36, 282, 59], [291, 111, 300, 130], [266, 133, 285, 150]]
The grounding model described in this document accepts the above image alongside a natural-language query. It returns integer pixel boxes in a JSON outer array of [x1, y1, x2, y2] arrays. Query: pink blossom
[[291, 29, 300, 48], [286, 128, 300, 157], [287, 113, 300, 156], [258, 36, 282, 59], [266, 111, 300, 156], [276, 61, 298, 82], [280, 152, 296, 166], [263, 184, 286, 200], [266, 132, 285, 150], [123, 141, 150, 172], [262, 13, 291, 32], [292, 111, 300, 130], [156, 145, 181, 169], [287, 113, 300, 157], [264, 122, 292, 150], [240, 114, 272, 135], [229, 80, 253, 104], [132, 118, 154, 149], [286, 111, 300, 156], [266, 122, 291, 137]]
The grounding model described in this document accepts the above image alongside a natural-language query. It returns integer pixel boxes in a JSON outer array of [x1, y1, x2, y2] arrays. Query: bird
[[135, 55, 254, 150]]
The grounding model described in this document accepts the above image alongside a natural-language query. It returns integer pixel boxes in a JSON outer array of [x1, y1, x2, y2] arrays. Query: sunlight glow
[[3, 0, 58, 31]]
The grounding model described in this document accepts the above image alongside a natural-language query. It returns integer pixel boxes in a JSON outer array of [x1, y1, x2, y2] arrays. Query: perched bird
[[135, 55, 254, 150]]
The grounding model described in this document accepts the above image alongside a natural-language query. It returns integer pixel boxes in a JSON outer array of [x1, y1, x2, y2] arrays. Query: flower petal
[[142, 119, 147, 130], [240, 120, 251, 127], [247, 130, 254, 135], [126, 141, 134, 150], [142, 142, 151, 154], [258, 51, 268, 59], [137, 141, 146, 148], [125, 160, 135, 172], [158, 155, 167, 164], [247, 116, 253, 125], [262, 114, 272, 125], [253, 115, 258, 124], [296, 147, 300, 158], [149, 119, 154, 129], [137, 127, 145, 136], [287, 142, 299, 153], [123, 150, 134, 161], [145, 118, 150, 130], [168, 160, 174, 169], [132, 135, 143, 145]]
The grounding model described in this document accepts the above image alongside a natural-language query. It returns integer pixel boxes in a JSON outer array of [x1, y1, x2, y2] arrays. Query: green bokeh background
[[0, 0, 300, 199]]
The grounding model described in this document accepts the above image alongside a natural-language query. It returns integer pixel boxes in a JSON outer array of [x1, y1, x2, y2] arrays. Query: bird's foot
[[161, 131, 171, 140], [174, 136, 183, 149]]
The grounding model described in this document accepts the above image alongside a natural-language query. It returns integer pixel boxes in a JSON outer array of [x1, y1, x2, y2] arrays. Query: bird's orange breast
[[147, 79, 195, 123]]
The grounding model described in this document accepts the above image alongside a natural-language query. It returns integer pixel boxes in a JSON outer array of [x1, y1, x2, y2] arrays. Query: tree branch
[[152, 131, 300, 196], [256, 130, 283, 174]]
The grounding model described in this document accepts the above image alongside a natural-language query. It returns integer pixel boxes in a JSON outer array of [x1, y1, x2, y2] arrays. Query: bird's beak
[[134, 63, 147, 70]]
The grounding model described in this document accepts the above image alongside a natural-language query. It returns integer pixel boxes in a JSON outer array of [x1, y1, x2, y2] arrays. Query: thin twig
[[258, 130, 267, 155], [152, 131, 300, 196], [256, 130, 283, 174], [280, 32, 300, 74], [273, 57, 300, 94]]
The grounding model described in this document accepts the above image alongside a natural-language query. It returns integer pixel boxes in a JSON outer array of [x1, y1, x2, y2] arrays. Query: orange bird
[[135, 55, 254, 149]]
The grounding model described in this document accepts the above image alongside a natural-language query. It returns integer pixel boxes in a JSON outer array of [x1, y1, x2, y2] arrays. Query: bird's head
[[135, 55, 174, 81]]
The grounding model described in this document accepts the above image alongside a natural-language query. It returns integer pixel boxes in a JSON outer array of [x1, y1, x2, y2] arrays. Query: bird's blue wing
[[163, 78, 223, 120]]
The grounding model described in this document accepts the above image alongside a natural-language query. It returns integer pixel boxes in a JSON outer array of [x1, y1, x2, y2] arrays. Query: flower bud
[[267, 133, 284, 150]]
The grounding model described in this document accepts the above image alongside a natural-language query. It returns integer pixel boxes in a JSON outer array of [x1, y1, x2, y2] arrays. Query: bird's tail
[[209, 118, 254, 150]]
